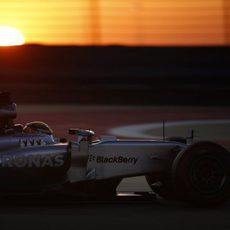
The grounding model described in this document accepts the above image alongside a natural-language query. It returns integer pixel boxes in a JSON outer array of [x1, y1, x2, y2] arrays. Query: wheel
[[172, 141, 230, 207]]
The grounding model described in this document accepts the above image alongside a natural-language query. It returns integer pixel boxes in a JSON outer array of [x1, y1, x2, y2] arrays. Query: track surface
[[4, 105, 229, 229], [1, 197, 230, 230]]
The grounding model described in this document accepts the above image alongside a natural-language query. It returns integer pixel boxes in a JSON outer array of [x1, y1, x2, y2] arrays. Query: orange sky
[[0, 0, 228, 46]]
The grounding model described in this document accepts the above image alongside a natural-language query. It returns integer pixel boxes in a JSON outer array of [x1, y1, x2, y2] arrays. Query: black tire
[[172, 141, 230, 207]]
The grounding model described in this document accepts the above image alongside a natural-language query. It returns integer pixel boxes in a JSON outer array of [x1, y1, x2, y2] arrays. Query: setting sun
[[0, 0, 228, 46], [0, 26, 25, 46]]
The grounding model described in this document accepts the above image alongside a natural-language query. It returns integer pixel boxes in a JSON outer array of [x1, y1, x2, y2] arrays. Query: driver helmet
[[23, 121, 53, 135]]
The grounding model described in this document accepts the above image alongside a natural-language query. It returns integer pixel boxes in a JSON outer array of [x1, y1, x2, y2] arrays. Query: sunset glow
[[0, 0, 228, 46], [0, 26, 25, 46]]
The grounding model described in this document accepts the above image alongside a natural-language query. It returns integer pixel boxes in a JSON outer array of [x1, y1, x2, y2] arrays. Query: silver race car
[[0, 92, 230, 207]]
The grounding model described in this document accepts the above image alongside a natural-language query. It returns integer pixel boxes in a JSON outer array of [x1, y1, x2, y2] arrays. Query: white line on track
[[109, 120, 230, 139]]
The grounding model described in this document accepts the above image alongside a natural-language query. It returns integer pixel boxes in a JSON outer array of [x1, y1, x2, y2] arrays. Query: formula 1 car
[[0, 92, 230, 207]]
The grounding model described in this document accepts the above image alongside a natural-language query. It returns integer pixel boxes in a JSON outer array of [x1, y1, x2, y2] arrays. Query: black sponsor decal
[[89, 155, 138, 165], [1, 154, 65, 168], [88, 154, 95, 162]]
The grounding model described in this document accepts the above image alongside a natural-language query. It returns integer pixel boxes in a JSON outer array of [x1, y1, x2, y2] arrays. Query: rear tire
[[172, 141, 230, 207]]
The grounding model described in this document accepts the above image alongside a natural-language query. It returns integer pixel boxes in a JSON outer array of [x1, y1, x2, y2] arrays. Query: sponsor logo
[[89, 154, 138, 165], [19, 139, 47, 147], [1, 154, 64, 168]]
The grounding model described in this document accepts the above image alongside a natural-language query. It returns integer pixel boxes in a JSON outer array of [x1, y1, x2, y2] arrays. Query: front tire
[[172, 141, 230, 207]]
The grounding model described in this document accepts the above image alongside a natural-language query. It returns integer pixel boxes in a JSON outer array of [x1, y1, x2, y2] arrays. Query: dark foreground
[[1, 195, 230, 230]]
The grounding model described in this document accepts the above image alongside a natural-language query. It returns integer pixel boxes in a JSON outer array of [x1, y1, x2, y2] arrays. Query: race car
[[0, 92, 230, 207]]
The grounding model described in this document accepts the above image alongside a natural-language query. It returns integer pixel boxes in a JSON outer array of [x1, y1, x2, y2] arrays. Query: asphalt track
[[1, 195, 230, 230], [2, 105, 230, 230]]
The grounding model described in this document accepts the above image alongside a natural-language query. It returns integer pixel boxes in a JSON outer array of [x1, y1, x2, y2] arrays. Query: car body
[[0, 127, 184, 188], [0, 92, 230, 206]]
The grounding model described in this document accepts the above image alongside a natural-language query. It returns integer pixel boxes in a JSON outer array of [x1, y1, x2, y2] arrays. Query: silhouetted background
[[0, 45, 229, 105], [0, 0, 230, 105]]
